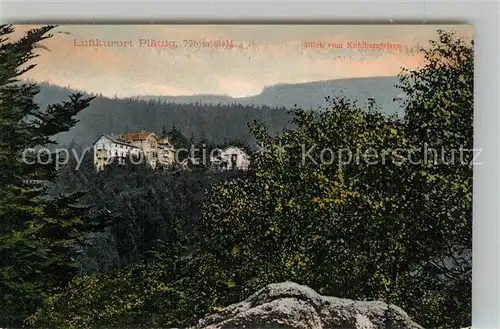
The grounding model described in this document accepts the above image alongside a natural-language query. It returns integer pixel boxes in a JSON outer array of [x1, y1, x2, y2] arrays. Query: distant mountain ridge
[[132, 76, 404, 115], [31, 76, 404, 147]]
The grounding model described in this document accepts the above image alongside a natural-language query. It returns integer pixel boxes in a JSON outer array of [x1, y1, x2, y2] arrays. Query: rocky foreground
[[192, 281, 424, 329]]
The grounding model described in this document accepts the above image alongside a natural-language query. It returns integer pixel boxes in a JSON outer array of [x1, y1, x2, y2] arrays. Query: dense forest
[[0, 25, 472, 329], [40, 89, 294, 148], [52, 139, 248, 274], [33, 75, 402, 148]]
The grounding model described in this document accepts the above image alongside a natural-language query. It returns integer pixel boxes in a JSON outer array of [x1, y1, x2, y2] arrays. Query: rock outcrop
[[193, 281, 423, 329]]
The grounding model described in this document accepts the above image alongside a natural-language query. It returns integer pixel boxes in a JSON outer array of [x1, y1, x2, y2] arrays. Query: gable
[[93, 134, 111, 145], [223, 147, 247, 156], [147, 135, 157, 143]]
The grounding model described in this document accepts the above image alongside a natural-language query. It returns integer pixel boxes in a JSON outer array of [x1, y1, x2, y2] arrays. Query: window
[[231, 154, 237, 169]]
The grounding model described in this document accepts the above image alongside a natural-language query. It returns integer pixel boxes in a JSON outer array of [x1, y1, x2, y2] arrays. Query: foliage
[[394, 29, 473, 327], [53, 149, 247, 273], [0, 24, 100, 326], [19, 29, 472, 329], [200, 96, 412, 302], [164, 124, 189, 149], [196, 29, 473, 329], [25, 262, 172, 328]]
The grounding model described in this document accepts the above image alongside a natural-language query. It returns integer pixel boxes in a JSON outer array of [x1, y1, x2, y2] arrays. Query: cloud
[[216, 77, 263, 98], [307, 52, 427, 79], [6, 24, 473, 98]]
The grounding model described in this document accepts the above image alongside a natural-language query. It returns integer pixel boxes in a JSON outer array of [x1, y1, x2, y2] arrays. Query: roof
[[121, 132, 157, 142], [222, 147, 248, 155], [158, 138, 171, 145], [93, 133, 138, 148]]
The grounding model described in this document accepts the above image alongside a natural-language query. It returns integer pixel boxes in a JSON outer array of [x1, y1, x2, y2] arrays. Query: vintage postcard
[[0, 24, 473, 329]]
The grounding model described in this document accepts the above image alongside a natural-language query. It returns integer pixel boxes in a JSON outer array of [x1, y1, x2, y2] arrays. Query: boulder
[[193, 281, 423, 329]]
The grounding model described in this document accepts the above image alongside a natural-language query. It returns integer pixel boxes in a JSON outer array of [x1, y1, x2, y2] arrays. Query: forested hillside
[[35, 85, 292, 147], [33, 75, 402, 148], [135, 76, 403, 113]]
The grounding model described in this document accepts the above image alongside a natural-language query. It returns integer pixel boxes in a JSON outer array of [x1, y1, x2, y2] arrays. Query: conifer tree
[[0, 24, 99, 326]]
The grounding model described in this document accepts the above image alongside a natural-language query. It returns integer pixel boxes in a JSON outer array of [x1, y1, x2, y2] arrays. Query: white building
[[93, 134, 140, 171], [211, 146, 250, 171], [93, 132, 175, 171], [120, 132, 160, 169]]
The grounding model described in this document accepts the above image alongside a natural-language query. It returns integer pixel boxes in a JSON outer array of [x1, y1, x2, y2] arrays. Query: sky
[[11, 24, 473, 98]]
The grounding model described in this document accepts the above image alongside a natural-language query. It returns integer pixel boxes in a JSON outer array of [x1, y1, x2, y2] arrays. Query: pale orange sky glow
[[11, 24, 474, 98]]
